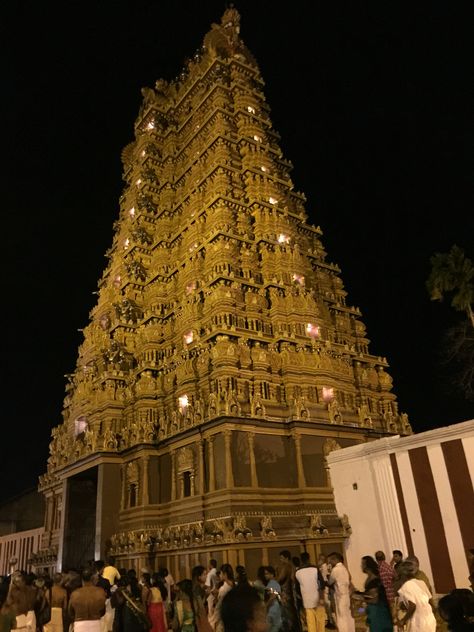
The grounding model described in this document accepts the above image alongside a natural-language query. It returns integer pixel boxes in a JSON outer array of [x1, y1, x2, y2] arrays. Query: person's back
[[68, 569, 106, 629], [295, 565, 320, 609], [102, 560, 120, 588], [221, 584, 267, 632], [50, 582, 67, 610], [0, 595, 16, 632], [69, 585, 106, 621]]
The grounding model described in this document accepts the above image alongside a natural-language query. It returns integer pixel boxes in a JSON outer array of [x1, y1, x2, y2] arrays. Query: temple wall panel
[[254, 434, 297, 488], [159, 453, 172, 503]]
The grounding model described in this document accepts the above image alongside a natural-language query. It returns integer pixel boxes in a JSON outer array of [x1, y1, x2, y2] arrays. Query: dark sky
[[2, 1, 473, 503]]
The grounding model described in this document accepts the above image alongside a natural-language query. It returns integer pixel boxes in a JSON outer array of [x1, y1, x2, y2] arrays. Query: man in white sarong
[[327, 553, 355, 632], [68, 568, 106, 632]]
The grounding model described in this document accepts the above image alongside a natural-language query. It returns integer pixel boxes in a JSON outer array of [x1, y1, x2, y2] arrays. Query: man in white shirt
[[205, 559, 219, 619], [327, 553, 355, 632], [295, 552, 326, 632]]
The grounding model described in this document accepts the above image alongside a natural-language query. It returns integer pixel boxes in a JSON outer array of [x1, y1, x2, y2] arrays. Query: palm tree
[[426, 245, 474, 328]]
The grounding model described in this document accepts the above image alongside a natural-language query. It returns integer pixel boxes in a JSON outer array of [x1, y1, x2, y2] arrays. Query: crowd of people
[[0, 550, 473, 632]]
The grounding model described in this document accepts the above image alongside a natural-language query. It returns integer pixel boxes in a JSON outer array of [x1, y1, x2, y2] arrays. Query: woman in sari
[[357, 556, 393, 632], [112, 577, 151, 632], [144, 574, 167, 632], [172, 580, 196, 632]]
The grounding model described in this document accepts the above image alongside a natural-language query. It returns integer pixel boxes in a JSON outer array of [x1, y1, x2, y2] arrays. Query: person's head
[[11, 571, 25, 587], [328, 552, 343, 567], [176, 579, 193, 602], [53, 573, 63, 586], [397, 560, 417, 583], [34, 577, 45, 589], [236, 566, 249, 585], [405, 556, 420, 572], [158, 567, 168, 579], [220, 564, 234, 582], [192, 565, 207, 585], [221, 584, 268, 632], [25, 573, 36, 586], [300, 552, 310, 566], [263, 566, 276, 583], [127, 568, 137, 579], [256, 566, 266, 584], [279, 550, 291, 563], [438, 589, 474, 625], [318, 554, 326, 565], [375, 551, 385, 562], [292, 556, 301, 568], [82, 568, 94, 584], [151, 572, 161, 586], [361, 556, 379, 576], [141, 572, 151, 587], [392, 550, 403, 564], [106, 556, 116, 567], [95, 560, 105, 573], [209, 559, 217, 570]]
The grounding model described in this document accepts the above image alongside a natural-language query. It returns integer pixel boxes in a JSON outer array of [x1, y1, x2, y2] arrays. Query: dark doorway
[[62, 467, 97, 569]]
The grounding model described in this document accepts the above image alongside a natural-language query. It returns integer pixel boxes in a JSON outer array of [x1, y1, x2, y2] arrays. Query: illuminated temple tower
[[37, 9, 411, 575]]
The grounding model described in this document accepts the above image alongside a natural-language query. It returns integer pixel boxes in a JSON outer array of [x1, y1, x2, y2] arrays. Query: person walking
[[68, 569, 106, 632], [318, 555, 335, 629], [327, 553, 355, 632], [395, 561, 436, 632], [295, 552, 325, 632], [44, 573, 68, 632], [143, 573, 167, 632], [211, 565, 234, 632], [277, 550, 299, 632], [205, 561, 219, 620], [356, 556, 392, 632]]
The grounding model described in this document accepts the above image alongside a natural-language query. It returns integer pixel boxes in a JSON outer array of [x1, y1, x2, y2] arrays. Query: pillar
[[142, 456, 149, 505], [294, 433, 306, 488], [171, 451, 177, 501], [224, 430, 234, 488], [208, 437, 215, 492], [248, 432, 258, 488], [198, 440, 205, 494], [121, 464, 127, 510]]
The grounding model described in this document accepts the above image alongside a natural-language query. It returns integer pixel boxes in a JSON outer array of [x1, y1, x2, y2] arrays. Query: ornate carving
[[127, 460, 139, 485], [323, 438, 341, 456], [309, 514, 329, 536], [340, 514, 352, 536], [260, 515, 276, 540], [177, 446, 194, 473], [233, 515, 252, 541]]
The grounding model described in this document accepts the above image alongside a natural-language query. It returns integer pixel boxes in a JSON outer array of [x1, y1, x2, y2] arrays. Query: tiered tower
[[37, 9, 411, 577]]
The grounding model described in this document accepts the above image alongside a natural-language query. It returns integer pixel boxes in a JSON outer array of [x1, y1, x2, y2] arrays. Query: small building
[[0, 488, 44, 574], [327, 419, 473, 596]]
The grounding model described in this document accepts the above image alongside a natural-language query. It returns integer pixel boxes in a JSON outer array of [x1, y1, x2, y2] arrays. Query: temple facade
[[37, 9, 411, 578]]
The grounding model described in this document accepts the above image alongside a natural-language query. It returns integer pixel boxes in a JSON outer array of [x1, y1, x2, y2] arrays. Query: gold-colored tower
[[37, 9, 410, 577]]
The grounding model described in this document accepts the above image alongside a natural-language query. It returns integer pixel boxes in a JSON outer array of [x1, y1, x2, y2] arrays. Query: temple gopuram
[[37, 8, 411, 577]]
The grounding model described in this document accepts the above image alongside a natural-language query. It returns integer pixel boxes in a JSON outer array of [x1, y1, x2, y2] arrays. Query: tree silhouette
[[427, 245, 474, 327], [427, 245, 474, 400]]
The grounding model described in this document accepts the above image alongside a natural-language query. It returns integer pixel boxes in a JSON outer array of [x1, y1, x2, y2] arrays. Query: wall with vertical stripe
[[0, 527, 44, 575], [327, 419, 474, 596]]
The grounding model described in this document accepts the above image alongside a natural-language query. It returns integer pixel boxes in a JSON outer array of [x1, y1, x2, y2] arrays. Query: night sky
[[3, 1, 473, 504]]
